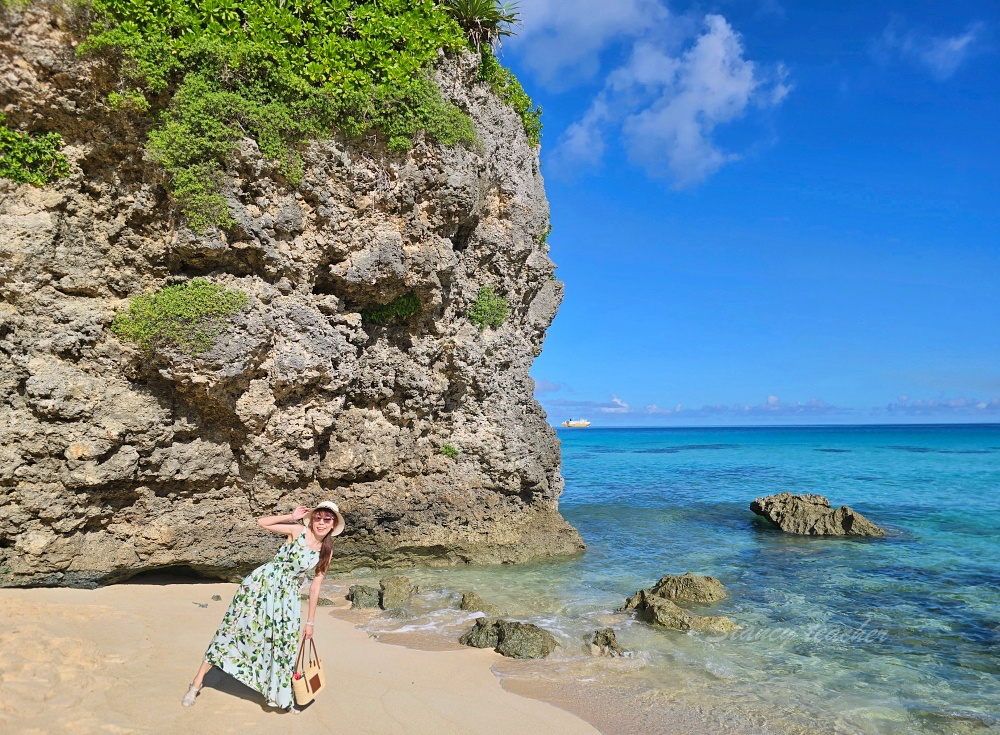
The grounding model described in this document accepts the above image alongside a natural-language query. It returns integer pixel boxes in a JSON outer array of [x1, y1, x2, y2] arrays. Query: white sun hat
[[312, 501, 346, 537]]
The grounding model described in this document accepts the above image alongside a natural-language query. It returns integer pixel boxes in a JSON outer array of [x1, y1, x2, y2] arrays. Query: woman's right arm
[[257, 506, 310, 538]]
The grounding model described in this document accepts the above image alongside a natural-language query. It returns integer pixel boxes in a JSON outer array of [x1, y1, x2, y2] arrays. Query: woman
[[181, 501, 346, 711]]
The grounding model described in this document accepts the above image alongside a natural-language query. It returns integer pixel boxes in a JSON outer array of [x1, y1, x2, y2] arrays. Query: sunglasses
[[313, 514, 336, 523]]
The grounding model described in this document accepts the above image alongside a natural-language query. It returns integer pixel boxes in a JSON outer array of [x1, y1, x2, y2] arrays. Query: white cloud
[[881, 396, 1000, 416], [547, 14, 788, 187], [602, 395, 631, 413], [510, 0, 675, 88], [874, 17, 984, 81]]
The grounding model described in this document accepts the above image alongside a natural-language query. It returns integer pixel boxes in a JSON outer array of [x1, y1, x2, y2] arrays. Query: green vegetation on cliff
[[80, 0, 479, 229], [362, 291, 422, 325], [0, 113, 70, 185], [479, 49, 541, 146], [111, 278, 249, 354], [468, 285, 509, 330]]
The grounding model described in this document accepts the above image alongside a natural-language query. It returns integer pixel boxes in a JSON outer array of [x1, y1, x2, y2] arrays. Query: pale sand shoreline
[[0, 581, 601, 735]]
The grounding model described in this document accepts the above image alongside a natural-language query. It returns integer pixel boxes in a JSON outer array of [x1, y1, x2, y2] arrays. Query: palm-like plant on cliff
[[442, 0, 521, 51]]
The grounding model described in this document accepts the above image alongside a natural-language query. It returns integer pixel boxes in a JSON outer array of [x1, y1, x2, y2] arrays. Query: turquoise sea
[[337, 425, 1000, 734]]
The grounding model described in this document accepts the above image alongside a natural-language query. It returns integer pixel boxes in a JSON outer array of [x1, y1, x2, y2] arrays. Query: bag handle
[[295, 637, 320, 673]]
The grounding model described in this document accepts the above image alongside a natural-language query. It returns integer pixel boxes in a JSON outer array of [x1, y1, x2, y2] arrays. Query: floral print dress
[[205, 530, 318, 708]]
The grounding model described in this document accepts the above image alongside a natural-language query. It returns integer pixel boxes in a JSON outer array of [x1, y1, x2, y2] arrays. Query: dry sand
[[0, 581, 601, 735]]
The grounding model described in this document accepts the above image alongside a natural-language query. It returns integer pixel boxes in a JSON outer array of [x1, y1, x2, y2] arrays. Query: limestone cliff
[[0, 6, 584, 587]]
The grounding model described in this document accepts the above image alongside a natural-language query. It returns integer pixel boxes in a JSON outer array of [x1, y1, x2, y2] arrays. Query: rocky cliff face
[[0, 6, 584, 587]]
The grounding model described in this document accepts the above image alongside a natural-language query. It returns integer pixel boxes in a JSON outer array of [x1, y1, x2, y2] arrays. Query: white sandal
[[181, 685, 202, 707]]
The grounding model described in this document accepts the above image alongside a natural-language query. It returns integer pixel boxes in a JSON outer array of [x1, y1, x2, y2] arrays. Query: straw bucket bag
[[292, 639, 325, 706]]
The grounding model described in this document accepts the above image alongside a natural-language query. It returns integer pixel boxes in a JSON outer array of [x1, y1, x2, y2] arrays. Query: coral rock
[[750, 493, 885, 537]]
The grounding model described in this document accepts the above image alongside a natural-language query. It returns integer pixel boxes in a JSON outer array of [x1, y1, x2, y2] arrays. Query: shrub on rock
[[111, 278, 249, 355]]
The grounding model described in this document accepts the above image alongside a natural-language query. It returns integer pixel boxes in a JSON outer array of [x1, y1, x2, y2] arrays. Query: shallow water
[[328, 425, 1000, 734]]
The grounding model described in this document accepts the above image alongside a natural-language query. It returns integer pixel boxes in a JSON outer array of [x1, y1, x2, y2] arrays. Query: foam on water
[[326, 425, 1000, 735]]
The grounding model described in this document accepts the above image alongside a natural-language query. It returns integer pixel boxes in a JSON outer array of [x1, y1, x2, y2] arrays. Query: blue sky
[[502, 0, 1000, 425]]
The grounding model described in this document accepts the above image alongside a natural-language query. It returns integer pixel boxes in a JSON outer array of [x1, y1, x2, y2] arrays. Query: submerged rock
[[589, 628, 624, 657], [750, 493, 885, 537], [347, 584, 380, 609], [459, 618, 558, 659], [379, 576, 413, 610], [459, 591, 503, 617]]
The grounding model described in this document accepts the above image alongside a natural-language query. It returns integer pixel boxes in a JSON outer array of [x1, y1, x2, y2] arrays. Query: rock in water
[[620, 576, 738, 634], [348, 585, 380, 609], [590, 628, 624, 657], [619, 589, 739, 633], [620, 572, 727, 610], [648, 573, 727, 603], [459, 618, 558, 659], [459, 591, 503, 617], [379, 576, 412, 610], [641, 594, 738, 634], [750, 493, 885, 537], [0, 7, 585, 587]]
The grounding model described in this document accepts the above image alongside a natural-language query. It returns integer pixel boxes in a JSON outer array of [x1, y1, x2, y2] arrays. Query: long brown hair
[[317, 530, 334, 575], [309, 510, 335, 574]]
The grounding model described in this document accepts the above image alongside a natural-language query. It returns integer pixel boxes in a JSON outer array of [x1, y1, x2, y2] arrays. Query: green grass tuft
[[0, 113, 71, 186], [362, 292, 422, 325], [111, 278, 249, 354], [468, 286, 509, 330], [440, 444, 459, 459]]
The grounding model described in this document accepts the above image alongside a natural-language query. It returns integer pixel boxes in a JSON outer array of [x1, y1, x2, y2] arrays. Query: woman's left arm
[[303, 572, 325, 640]]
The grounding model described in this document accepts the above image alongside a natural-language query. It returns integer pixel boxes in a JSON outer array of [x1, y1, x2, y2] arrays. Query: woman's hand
[[302, 624, 314, 641], [291, 506, 311, 522]]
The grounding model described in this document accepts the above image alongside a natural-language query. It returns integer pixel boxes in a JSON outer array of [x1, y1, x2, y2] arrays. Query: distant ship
[[561, 419, 591, 428]]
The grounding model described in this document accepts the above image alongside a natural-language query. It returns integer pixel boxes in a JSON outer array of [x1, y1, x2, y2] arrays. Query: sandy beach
[[0, 581, 601, 735]]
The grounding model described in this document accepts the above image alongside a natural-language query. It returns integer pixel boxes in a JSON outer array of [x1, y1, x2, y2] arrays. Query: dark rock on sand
[[459, 591, 503, 617], [348, 585, 380, 609], [750, 493, 885, 537], [460, 618, 502, 649], [590, 628, 624, 657], [622, 590, 737, 633], [460, 618, 558, 659]]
